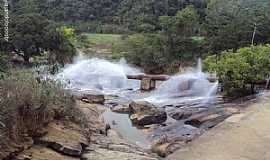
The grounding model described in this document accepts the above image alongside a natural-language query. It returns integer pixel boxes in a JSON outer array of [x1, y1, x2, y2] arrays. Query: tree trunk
[[22, 54, 30, 64], [251, 83, 255, 94]]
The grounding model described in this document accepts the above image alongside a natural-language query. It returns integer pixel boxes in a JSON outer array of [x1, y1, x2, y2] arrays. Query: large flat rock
[[129, 101, 167, 126], [82, 148, 157, 160], [167, 92, 270, 160], [83, 129, 159, 160], [37, 122, 88, 157], [17, 146, 79, 160]]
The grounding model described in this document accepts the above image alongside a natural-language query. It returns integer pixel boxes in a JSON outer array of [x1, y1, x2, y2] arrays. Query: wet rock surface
[[103, 95, 245, 158], [112, 104, 130, 114], [168, 107, 200, 120], [129, 101, 167, 126], [12, 93, 251, 160], [148, 122, 202, 157], [77, 101, 158, 160], [145, 98, 246, 157]]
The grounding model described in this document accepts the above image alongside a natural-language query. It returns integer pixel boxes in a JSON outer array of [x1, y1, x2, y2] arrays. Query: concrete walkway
[[168, 92, 270, 160]]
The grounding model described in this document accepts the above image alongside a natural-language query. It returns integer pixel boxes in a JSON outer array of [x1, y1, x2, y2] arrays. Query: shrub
[[0, 70, 86, 144], [46, 26, 77, 64], [204, 45, 270, 97]]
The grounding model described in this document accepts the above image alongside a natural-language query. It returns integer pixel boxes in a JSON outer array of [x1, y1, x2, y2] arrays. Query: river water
[[55, 56, 218, 149]]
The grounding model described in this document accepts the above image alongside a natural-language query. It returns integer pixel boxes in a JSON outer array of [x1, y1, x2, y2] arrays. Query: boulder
[[151, 135, 185, 157], [167, 107, 203, 121], [185, 111, 230, 129], [74, 90, 105, 104], [130, 112, 167, 126], [49, 142, 83, 157], [129, 101, 155, 113], [129, 101, 167, 126], [152, 142, 184, 157], [112, 104, 130, 114], [36, 122, 88, 157], [170, 110, 193, 120]]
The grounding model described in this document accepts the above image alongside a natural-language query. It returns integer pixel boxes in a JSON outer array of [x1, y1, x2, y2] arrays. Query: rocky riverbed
[[105, 93, 246, 157], [12, 98, 159, 160], [167, 92, 270, 160], [2, 88, 262, 160]]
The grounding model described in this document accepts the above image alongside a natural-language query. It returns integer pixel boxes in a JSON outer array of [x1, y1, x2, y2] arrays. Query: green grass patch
[[81, 33, 122, 45]]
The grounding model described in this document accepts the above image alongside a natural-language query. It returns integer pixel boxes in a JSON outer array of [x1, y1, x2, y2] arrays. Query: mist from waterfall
[[56, 55, 218, 105], [144, 59, 218, 105], [56, 56, 141, 94]]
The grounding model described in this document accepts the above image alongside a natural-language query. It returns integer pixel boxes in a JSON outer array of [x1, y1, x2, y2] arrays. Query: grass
[[76, 33, 124, 56], [80, 33, 122, 45]]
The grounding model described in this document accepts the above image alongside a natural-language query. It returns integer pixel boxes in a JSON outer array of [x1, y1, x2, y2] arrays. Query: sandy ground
[[167, 91, 270, 160]]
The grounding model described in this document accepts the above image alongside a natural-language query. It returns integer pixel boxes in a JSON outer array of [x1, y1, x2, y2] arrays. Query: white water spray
[[197, 57, 202, 73], [56, 56, 141, 94], [145, 59, 218, 105], [56, 56, 218, 104]]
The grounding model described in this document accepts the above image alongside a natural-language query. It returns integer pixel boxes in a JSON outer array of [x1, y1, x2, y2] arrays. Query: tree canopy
[[204, 44, 270, 97], [205, 0, 270, 53]]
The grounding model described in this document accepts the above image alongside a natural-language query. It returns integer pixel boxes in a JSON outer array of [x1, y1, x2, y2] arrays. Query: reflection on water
[[103, 109, 151, 149]]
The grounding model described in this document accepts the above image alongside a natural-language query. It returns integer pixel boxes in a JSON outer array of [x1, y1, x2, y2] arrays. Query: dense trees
[[10, 14, 50, 62], [7, 0, 207, 33], [0, 0, 76, 65], [204, 45, 270, 97], [45, 26, 77, 64], [115, 0, 270, 73], [6, 14, 76, 64], [117, 0, 206, 31], [117, 34, 168, 73], [205, 0, 270, 53], [1, 0, 270, 75], [116, 5, 204, 73]]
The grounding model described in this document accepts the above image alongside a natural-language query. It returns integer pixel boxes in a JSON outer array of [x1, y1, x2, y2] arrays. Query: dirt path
[[167, 92, 270, 160]]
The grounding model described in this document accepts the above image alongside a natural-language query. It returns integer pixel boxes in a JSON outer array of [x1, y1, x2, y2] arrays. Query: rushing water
[[144, 61, 218, 105], [55, 56, 218, 148], [56, 56, 218, 103], [56, 56, 141, 95]]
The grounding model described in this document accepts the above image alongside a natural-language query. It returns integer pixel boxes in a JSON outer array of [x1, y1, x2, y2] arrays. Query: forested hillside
[[0, 0, 270, 88], [7, 0, 206, 33]]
